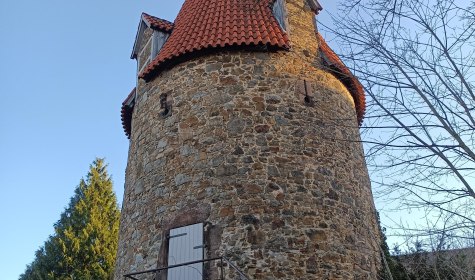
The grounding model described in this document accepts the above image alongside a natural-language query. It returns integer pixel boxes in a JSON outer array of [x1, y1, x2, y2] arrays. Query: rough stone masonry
[[114, 0, 382, 279]]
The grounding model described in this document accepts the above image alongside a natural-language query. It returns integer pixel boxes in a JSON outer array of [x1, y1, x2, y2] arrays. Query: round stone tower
[[116, 0, 382, 279]]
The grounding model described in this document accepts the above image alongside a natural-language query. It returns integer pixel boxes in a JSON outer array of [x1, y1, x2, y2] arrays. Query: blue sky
[[0, 1, 372, 279], [0, 1, 182, 278]]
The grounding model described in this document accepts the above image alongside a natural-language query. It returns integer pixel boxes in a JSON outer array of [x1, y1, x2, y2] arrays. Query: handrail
[[222, 257, 249, 280], [124, 257, 222, 278], [123, 256, 250, 280]]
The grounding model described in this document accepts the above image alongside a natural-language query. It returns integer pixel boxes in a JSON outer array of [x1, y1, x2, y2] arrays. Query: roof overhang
[[138, 0, 290, 81], [121, 88, 136, 139], [308, 0, 323, 14], [317, 33, 366, 125]]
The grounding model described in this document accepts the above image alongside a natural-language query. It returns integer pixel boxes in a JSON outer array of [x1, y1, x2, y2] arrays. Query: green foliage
[[19, 159, 120, 280], [378, 212, 409, 280]]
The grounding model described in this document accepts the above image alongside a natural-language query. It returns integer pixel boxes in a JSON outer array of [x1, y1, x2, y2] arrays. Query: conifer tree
[[19, 158, 120, 280]]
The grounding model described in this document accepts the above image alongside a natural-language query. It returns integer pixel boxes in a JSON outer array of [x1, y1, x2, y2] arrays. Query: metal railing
[[124, 256, 250, 280]]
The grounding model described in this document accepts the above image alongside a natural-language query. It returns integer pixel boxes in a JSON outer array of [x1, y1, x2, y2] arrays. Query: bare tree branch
[[322, 0, 475, 246]]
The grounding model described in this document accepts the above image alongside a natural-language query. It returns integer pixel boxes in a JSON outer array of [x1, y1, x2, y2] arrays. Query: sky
[[0, 1, 182, 278], [0, 1, 390, 279]]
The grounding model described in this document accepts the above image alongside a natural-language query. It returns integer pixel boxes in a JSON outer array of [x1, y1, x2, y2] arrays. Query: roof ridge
[[142, 12, 174, 32], [142, 12, 174, 25]]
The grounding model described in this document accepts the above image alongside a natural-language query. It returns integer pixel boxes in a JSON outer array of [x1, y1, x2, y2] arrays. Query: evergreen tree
[[378, 212, 408, 280], [19, 159, 120, 280]]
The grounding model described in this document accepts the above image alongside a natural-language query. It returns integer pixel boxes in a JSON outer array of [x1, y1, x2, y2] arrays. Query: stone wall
[[114, 0, 382, 279], [115, 48, 381, 279]]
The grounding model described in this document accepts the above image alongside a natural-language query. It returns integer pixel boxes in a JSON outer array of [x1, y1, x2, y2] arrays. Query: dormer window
[[131, 13, 174, 77], [273, 0, 287, 31], [151, 31, 169, 59]]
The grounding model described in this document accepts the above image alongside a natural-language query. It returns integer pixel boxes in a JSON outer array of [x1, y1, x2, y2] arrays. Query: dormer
[[131, 13, 174, 75], [121, 0, 366, 139], [308, 0, 323, 14], [272, 0, 288, 31], [272, 0, 322, 33]]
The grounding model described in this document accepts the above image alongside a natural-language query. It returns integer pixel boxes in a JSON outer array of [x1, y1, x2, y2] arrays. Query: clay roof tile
[[142, 13, 174, 33], [139, 0, 290, 80], [125, 1, 365, 132], [317, 33, 366, 125]]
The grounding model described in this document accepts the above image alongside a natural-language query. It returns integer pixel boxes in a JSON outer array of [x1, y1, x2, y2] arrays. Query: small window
[[160, 93, 172, 118], [272, 0, 287, 31], [168, 223, 204, 280]]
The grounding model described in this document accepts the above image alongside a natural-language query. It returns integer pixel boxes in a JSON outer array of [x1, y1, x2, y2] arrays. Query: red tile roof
[[139, 0, 290, 81], [121, 88, 136, 139], [317, 33, 366, 125], [142, 13, 174, 33], [121, 2, 366, 138]]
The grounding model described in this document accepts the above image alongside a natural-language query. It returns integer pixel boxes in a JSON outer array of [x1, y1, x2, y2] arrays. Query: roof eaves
[[121, 88, 136, 138], [138, 0, 290, 82], [131, 18, 147, 59], [142, 13, 174, 33], [308, 0, 323, 14], [317, 33, 366, 125], [138, 43, 290, 82]]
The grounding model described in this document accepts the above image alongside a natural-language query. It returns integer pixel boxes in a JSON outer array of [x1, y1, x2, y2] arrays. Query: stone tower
[[116, 0, 382, 279]]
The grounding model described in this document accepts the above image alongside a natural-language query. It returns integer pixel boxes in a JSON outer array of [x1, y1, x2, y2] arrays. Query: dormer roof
[[308, 0, 323, 14], [142, 13, 174, 32], [122, 0, 366, 138], [139, 0, 291, 81], [131, 13, 174, 59]]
